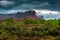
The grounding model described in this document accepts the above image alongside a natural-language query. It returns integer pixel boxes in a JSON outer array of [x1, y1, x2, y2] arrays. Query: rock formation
[[0, 11, 44, 20]]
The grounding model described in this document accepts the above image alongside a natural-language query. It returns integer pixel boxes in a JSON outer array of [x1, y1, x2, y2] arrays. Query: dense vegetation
[[0, 17, 60, 40]]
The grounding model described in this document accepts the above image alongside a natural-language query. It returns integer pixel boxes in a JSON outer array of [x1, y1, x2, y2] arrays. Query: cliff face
[[0, 11, 44, 20]]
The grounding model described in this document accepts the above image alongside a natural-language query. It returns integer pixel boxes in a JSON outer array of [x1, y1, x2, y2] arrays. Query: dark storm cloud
[[0, 0, 60, 10], [7, 0, 60, 4]]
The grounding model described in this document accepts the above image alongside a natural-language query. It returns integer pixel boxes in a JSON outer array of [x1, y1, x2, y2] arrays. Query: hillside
[[0, 11, 44, 20]]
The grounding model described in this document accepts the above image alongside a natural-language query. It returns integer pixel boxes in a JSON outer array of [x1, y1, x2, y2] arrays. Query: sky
[[0, 0, 60, 20]]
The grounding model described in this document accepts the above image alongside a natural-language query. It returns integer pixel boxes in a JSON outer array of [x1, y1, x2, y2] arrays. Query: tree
[[16, 22, 25, 27], [24, 18, 33, 24], [5, 17, 13, 25]]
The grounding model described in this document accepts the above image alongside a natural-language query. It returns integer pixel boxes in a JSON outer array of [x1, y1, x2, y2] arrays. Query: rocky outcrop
[[0, 11, 44, 20]]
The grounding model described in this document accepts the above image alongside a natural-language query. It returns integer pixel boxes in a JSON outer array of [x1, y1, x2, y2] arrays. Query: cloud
[[12, 4, 36, 10], [0, 0, 60, 11], [0, 9, 28, 14], [0, 0, 15, 6], [34, 9, 60, 20], [19, 0, 27, 1], [40, 2, 50, 6], [6, 10, 28, 14], [12, 2, 50, 10], [35, 9, 60, 14], [43, 14, 60, 20]]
